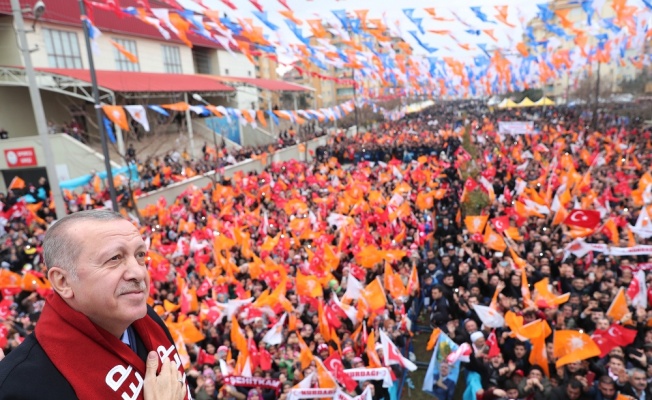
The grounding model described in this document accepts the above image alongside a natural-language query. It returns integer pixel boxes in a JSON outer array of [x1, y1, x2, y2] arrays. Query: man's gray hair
[[43, 209, 126, 279], [629, 368, 646, 377]]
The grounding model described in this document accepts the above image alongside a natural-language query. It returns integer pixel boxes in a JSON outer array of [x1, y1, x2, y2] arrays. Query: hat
[[375, 343, 383, 351], [470, 331, 484, 343], [514, 370, 524, 377], [318, 344, 329, 352], [342, 347, 354, 355], [352, 357, 363, 364], [218, 346, 229, 353]]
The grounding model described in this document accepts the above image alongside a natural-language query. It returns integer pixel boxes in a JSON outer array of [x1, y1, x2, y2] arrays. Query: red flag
[[464, 178, 480, 192], [503, 186, 512, 204], [196, 278, 212, 297], [563, 209, 601, 229], [591, 324, 637, 358], [324, 353, 357, 392], [491, 215, 510, 233], [196, 348, 215, 366], [486, 329, 501, 358]]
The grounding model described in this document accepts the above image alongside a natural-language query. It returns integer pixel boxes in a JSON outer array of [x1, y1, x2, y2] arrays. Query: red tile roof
[[37, 67, 235, 93], [0, 0, 233, 50], [207, 76, 313, 92]]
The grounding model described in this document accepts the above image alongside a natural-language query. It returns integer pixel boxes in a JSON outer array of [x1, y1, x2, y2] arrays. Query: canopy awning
[[205, 75, 313, 92], [36, 68, 236, 95]]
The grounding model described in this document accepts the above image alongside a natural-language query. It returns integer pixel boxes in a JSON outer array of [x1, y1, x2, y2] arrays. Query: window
[[247, 70, 251, 77], [225, 68, 230, 75], [43, 28, 82, 69], [162, 45, 182, 73], [113, 38, 139, 72]]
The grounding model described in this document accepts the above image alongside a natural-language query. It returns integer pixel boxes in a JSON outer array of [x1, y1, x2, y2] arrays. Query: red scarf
[[36, 293, 189, 400]]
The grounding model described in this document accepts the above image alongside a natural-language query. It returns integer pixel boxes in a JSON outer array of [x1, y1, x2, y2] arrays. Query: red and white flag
[[563, 209, 601, 230], [627, 269, 648, 308], [379, 329, 417, 371], [591, 324, 637, 358]]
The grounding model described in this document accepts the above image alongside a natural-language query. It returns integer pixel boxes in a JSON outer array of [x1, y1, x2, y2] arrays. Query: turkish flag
[[563, 209, 601, 229], [503, 186, 513, 204], [464, 178, 480, 192], [196, 279, 212, 297], [324, 353, 357, 392], [492, 216, 510, 233], [0, 298, 12, 320], [486, 329, 501, 358], [591, 324, 637, 357]]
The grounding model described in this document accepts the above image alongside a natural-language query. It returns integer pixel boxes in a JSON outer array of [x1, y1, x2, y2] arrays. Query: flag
[[492, 215, 510, 233], [360, 277, 387, 313], [606, 287, 629, 322], [124, 105, 150, 132], [110, 39, 138, 63], [427, 328, 441, 351], [527, 319, 552, 377], [261, 313, 286, 346], [472, 304, 505, 328], [379, 329, 417, 371], [8, 176, 25, 190], [627, 269, 647, 308], [591, 324, 637, 357], [102, 105, 130, 131], [486, 330, 501, 358], [484, 225, 506, 252], [422, 332, 462, 393], [563, 209, 601, 229], [601, 218, 619, 244], [533, 278, 570, 308], [102, 116, 117, 144], [343, 272, 363, 301], [553, 330, 601, 367], [465, 215, 489, 234], [296, 271, 323, 298]]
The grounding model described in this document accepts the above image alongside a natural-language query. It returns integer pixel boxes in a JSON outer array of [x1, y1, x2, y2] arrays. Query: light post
[[79, 0, 118, 211], [10, 0, 67, 217]]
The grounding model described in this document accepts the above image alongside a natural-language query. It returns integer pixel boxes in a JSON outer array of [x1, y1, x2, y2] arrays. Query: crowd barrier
[[134, 136, 328, 209]]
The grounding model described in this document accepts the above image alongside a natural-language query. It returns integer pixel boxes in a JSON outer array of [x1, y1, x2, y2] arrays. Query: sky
[[186, 0, 543, 63]]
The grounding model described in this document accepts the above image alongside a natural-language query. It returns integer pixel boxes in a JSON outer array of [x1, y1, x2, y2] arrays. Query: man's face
[[598, 382, 615, 398], [529, 369, 542, 380], [506, 388, 519, 399], [440, 363, 449, 377], [632, 371, 647, 392], [514, 345, 526, 359], [609, 358, 625, 374], [63, 219, 149, 336], [566, 386, 581, 400], [432, 288, 442, 299], [465, 320, 478, 333]]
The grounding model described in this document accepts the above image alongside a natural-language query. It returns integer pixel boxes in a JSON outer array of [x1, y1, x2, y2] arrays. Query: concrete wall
[[0, 133, 120, 191], [215, 51, 255, 78], [240, 124, 276, 148], [0, 15, 22, 67], [135, 136, 328, 208]]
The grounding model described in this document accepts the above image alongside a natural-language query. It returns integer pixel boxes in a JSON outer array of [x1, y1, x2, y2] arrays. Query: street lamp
[[10, 0, 67, 218]]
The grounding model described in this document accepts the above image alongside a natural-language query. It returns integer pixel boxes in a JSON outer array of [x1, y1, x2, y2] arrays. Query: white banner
[[498, 121, 536, 135], [287, 388, 337, 400], [287, 387, 372, 400], [565, 239, 652, 259], [343, 367, 393, 388]]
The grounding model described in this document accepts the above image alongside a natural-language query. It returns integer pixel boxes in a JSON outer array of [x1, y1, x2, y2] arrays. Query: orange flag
[[534, 278, 570, 308], [406, 264, 420, 294], [366, 330, 382, 368], [101, 105, 130, 131], [317, 299, 331, 342], [426, 328, 441, 351], [602, 218, 619, 244], [8, 176, 25, 190], [384, 263, 407, 300], [110, 39, 138, 63], [465, 215, 489, 234], [552, 206, 569, 226], [553, 330, 601, 367], [527, 320, 552, 377], [296, 271, 323, 298], [231, 315, 248, 353], [606, 287, 629, 322], [484, 225, 507, 252], [360, 277, 387, 313]]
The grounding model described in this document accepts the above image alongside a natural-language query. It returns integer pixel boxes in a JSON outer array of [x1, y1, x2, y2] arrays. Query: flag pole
[[79, 0, 118, 211]]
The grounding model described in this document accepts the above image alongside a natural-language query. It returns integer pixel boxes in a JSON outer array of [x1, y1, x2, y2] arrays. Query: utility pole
[[11, 0, 67, 218], [79, 0, 118, 211], [352, 68, 359, 133], [591, 61, 601, 131]]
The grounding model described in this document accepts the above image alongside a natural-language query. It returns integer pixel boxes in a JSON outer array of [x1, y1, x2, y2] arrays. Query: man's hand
[[144, 351, 186, 400]]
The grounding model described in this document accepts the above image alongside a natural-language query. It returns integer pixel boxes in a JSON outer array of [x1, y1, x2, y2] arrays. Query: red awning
[[36, 68, 235, 93], [206, 76, 312, 92]]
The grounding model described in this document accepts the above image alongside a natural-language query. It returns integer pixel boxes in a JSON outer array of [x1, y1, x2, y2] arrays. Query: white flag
[[261, 313, 287, 346], [124, 105, 150, 132]]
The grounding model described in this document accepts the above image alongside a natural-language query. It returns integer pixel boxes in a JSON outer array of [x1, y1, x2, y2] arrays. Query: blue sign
[[205, 117, 241, 146]]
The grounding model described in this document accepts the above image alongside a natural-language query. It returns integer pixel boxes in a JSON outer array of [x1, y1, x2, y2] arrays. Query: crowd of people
[[2, 101, 652, 400]]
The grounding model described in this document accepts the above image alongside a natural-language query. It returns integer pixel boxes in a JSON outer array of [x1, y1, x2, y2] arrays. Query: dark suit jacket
[[0, 306, 173, 399]]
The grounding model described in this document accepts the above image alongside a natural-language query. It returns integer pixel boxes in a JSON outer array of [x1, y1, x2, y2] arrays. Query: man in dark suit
[[0, 210, 187, 400], [432, 362, 456, 400], [622, 369, 652, 400]]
